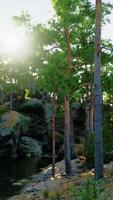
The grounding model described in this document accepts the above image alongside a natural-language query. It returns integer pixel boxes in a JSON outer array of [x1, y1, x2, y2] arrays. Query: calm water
[[0, 157, 49, 200]]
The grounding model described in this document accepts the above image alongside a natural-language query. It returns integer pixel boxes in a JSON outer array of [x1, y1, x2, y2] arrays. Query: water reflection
[[0, 157, 49, 199]]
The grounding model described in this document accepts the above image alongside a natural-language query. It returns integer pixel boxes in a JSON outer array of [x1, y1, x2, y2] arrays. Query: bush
[[70, 178, 111, 200], [103, 107, 113, 163], [0, 104, 9, 116], [42, 189, 49, 199], [86, 105, 113, 168]]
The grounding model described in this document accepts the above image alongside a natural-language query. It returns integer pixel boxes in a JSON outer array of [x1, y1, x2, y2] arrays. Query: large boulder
[[19, 98, 48, 139], [104, 162, 113, 178], [71, 102, 85, 137], [0, 111, 30, 159], [19, 98, 44, 116], [18, 136, 42, 158], [43, 102, 52, 131]]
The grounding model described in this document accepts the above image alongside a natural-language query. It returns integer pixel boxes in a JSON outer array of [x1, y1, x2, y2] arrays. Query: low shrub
[[70, 178, 112, 200]]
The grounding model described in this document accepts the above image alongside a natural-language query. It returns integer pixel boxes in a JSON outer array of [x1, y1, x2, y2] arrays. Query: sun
[[0, 26, 29, 59], [6, 35, 19, 51], [4, 33, 23, 55], [1, 27, 25, 58]]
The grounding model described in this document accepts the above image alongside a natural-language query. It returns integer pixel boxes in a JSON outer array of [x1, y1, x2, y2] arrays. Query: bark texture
[[94, 0, 103, 180], [64, 96, 72, 175], [10, 67, 13, 110], [52, 95, 56, 177], [64, 27, 72, 175]]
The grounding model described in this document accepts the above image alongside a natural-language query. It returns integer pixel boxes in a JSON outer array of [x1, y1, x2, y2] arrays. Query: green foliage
[[86, 106, 113, 168], [0, 1, 113, 174], [70, 178, 111, 200], [12, 11, 31, 27], [51, 191, 61, 200], [42, 189, 49, 199], [0, 0, 112, 109], [103, 106, 113, 164], [0, 105, 9, 116]]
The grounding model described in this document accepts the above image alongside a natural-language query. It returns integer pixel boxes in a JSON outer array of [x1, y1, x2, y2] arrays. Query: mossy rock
[[0, 111, 30, 131], [18, 136, 42, 158], [0, 111, 31, 159], [19, 98, 45, 116], [104, 162, 113, 178]]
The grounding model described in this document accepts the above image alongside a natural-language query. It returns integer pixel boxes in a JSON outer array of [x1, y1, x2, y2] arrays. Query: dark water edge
[[0, 157, 50, 200]]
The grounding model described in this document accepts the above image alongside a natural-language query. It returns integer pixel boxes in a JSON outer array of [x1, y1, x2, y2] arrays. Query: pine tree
[[94, 0, 103, 180]]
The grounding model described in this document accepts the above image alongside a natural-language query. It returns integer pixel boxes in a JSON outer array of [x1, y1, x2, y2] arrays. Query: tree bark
[[64, 27, 72, 175], [70, 111, 75, 159], [89, 86, 94, 132], [52, 95, 56, 177], [94, 0, 103, 180], [10, 67, 13, 110], [85, 105, 90, 148], [64, 96, 72, 175], [85, 77, 90, 150]]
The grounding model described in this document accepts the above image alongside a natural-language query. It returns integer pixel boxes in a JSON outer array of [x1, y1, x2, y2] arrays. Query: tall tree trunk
[[84, 83, 90, 167], [64, 96, 72, 175], [85, 104, 90, 149], [94, 0, 103, 180], [85, 71, 90, 151], [89, 85, 94, 132], [52, 95, 56, 177], [10, 67, 13, 110], [64, 27, 72, 175], [70, 111, 75, 158]]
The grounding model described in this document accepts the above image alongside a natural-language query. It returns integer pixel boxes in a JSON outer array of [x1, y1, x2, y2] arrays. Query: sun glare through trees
[[0, 1, 113, 200]]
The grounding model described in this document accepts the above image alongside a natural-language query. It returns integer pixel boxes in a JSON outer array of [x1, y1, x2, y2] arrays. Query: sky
[[0, 0, 113, 41]]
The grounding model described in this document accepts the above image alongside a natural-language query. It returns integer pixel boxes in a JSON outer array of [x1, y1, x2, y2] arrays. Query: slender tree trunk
[[94, 0, 103, 179], [10, 67, 13, 110], [85, 77, 90, 150], [64, 27, 72, 175], [89, 86, 94, 132], [64, 96, 72, 175], [10, 91, 13, 110], [85, 105, 90, 148], [52, 95, 56, 177], [70, 111, 75, 158], [90, 64, 94, 132], [84, 103, 90, 168], [84, 83, 90, 167]]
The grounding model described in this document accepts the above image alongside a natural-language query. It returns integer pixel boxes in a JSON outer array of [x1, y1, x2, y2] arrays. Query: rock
[[43, 102, 52, 130], [19, 98, 48, 140], [13, 179, 29, 187], [75, 158, 81, 163], [19, 179, 29, 184], [19, 98, 45, 116], [18, 136, 42, 158], [71, 102, 85, 137], [12, 182, 23, 187], [0, 111, 30, 159], [104, 162, 113, 178]]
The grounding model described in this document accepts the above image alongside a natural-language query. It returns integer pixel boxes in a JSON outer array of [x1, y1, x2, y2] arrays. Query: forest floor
[[8, 158, 113, 200]]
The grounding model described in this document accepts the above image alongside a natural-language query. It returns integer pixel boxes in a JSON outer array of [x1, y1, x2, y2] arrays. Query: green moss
[[42, 189, 49, 199], [0, 105, 9, 116]]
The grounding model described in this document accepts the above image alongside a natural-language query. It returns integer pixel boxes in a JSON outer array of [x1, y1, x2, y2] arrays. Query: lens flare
[[4, 33, 23, 55]]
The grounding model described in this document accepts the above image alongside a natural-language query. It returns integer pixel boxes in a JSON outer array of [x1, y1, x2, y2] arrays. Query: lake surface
[[0, 157, 49, 200]]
